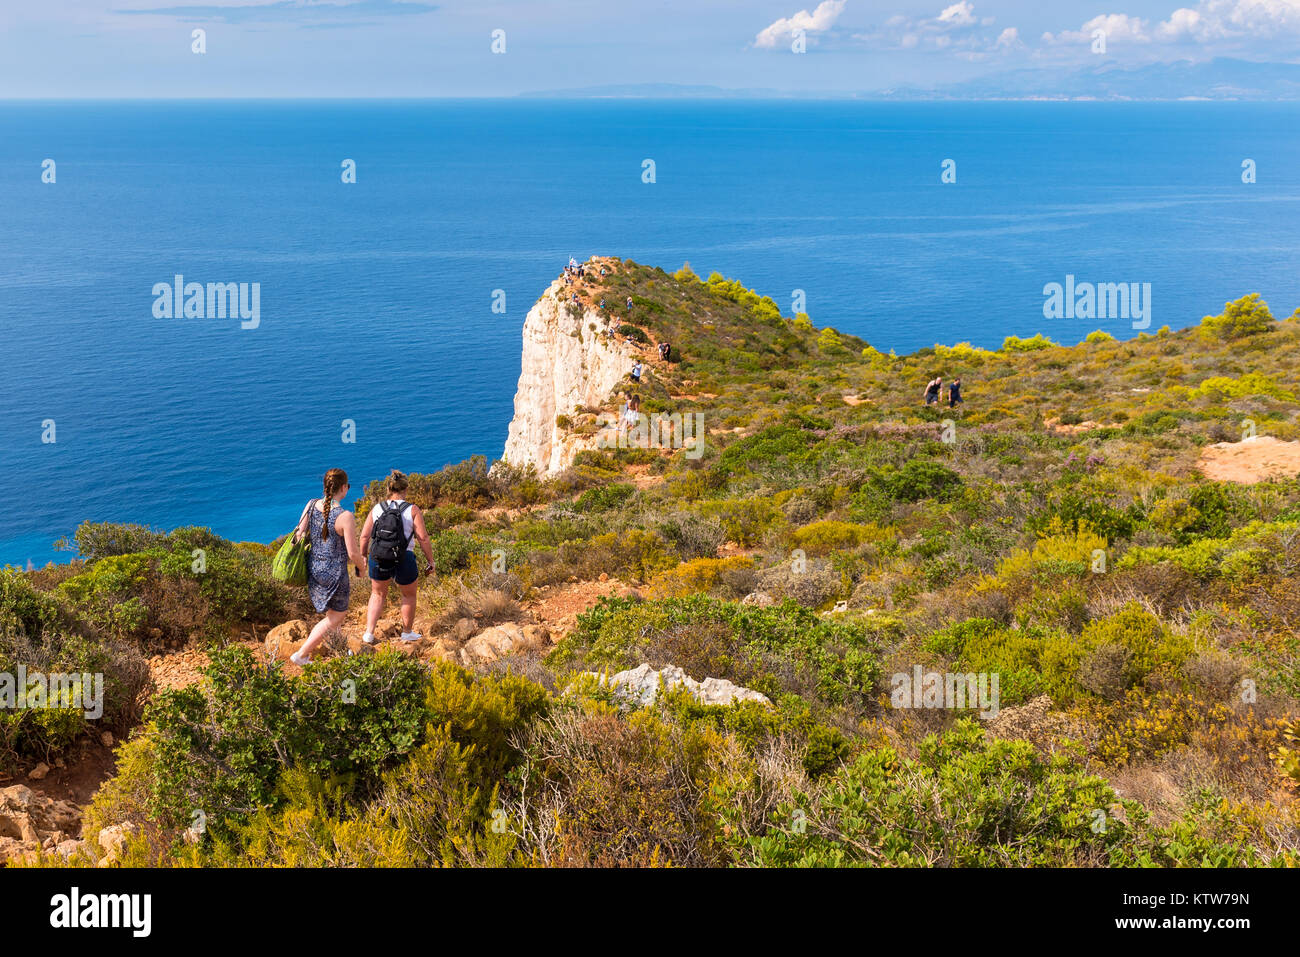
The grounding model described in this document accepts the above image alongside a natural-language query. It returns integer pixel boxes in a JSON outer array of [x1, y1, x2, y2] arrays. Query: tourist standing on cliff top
[[359, 470, 437, 646], [292, 468, 365, 666]]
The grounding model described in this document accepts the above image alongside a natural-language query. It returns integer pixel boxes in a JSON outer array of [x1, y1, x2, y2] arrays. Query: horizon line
[[3, 95, 1299, 103]]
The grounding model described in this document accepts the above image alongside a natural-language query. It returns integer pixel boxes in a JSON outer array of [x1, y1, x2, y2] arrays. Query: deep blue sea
[[2, 100, 1299, 564]]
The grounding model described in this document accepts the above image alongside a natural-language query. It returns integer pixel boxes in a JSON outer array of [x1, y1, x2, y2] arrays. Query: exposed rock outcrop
[[577, 663, 772, 709], [0, 785, 83, 865], [458, 623, 549, 666], [502, 269, 638, 476], [264, 619, 310, 659]]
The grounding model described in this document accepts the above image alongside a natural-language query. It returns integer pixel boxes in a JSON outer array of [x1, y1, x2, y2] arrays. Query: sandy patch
[[1044, 416, 1103, 435], [1198, 435, 1300, 484]]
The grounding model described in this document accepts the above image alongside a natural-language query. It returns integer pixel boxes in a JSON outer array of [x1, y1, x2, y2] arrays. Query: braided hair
[[320, 468, 348, 541]]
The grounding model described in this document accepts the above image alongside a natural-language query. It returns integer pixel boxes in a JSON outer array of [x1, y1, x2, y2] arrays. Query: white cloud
[[995, 26, 1023, 48], [754, 0, 848, 48], [850, 2, 1018, 54], [1044, 1, 1300, 47], [937, 2, 977, 26], [1042, 13, 1152, 45], [1157, 7, 1206, 39], [1158, 0, 1300, 40]]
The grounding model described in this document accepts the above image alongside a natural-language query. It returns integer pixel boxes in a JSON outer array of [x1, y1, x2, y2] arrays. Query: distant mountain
[[517, 82, 833, 99], [892, 57, 1300, 101], [520, 58, 1300, 102]]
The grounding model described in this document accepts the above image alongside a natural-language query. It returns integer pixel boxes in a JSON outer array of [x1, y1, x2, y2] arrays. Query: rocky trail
[[261, 575, 638, 677]]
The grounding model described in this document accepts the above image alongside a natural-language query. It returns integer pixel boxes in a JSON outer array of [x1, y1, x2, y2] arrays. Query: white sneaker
[[400, 631, 422, 643], [362, 632, 376, 645], [289, 650, 310, 667]]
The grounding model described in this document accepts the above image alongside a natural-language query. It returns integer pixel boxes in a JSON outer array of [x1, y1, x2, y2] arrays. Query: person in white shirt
[[358, 470, 437, 644]]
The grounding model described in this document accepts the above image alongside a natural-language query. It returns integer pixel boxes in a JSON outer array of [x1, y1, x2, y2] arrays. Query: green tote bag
[[271, 507, 312, 586]]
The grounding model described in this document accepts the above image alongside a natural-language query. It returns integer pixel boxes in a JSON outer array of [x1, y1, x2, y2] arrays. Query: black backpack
[[370, 501, 412, 567]]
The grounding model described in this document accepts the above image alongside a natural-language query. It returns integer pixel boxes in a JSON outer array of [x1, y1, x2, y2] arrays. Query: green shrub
[[62, 522, 168, 561], [924, 617, 1045, 706], [0, 569, 149, 767], [573, 483, 636, 513], [880, 459, 962, 503], [52, 525, 289, 647], [722, 719, 1129, 866], [145, 646, 429, 841]]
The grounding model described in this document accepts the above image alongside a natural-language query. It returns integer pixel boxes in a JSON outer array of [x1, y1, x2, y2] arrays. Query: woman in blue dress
[[291, 467, 364, 666]]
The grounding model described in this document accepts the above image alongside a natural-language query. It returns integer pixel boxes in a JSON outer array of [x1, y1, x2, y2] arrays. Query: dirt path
[[1198, 435, 1300, 484], [625, 463, 666, 490], [524, 577, 631, 640]]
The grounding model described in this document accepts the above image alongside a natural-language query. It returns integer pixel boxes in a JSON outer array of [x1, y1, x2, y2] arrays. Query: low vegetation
[[7, 260, 1300, 867]]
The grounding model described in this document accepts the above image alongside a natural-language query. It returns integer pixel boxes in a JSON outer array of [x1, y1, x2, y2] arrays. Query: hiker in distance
[[292, 468, 365, 667], [949, 377, 964, 408], [360, 470, 437, 645], [623, 393, 642, 433], [924, 375, 943, 406]]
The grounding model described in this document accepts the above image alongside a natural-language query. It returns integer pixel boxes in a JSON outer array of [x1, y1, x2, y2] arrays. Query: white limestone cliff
[[502, 276, 638, 476]]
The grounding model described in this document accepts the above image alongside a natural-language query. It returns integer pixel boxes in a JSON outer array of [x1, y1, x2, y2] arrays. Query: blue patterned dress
[[306, 500, 350, 612]]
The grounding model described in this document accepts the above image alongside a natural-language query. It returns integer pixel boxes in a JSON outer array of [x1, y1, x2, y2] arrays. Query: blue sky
[[2, 0, 1299, 97]]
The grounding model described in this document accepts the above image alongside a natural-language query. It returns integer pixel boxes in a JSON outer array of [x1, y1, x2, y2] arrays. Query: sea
[[2, 99, 1298, 564]]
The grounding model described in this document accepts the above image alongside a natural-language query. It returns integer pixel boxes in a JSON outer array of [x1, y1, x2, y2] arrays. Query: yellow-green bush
[[995, 521, 1107, 582], [1275, 718, 1300, 789], [935, 341, 996, 360], [789, 520, 892, 556], [647, 556, 755, 598], [1198, 293, 1274, 341], [1041, 604, 1193, 705], [692, 498, 783, 547], [1190, 373, 1294, 402], [1001, 333, 1056, 353]]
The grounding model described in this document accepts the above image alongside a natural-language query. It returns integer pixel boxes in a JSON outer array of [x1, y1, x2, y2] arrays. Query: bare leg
[[398, 581, 418, 632], [365, 578, 390, 636], [299, 608, 346, 660]]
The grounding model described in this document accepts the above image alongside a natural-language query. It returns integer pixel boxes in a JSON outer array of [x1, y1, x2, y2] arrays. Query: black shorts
[[369, 551, 418, 585]]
